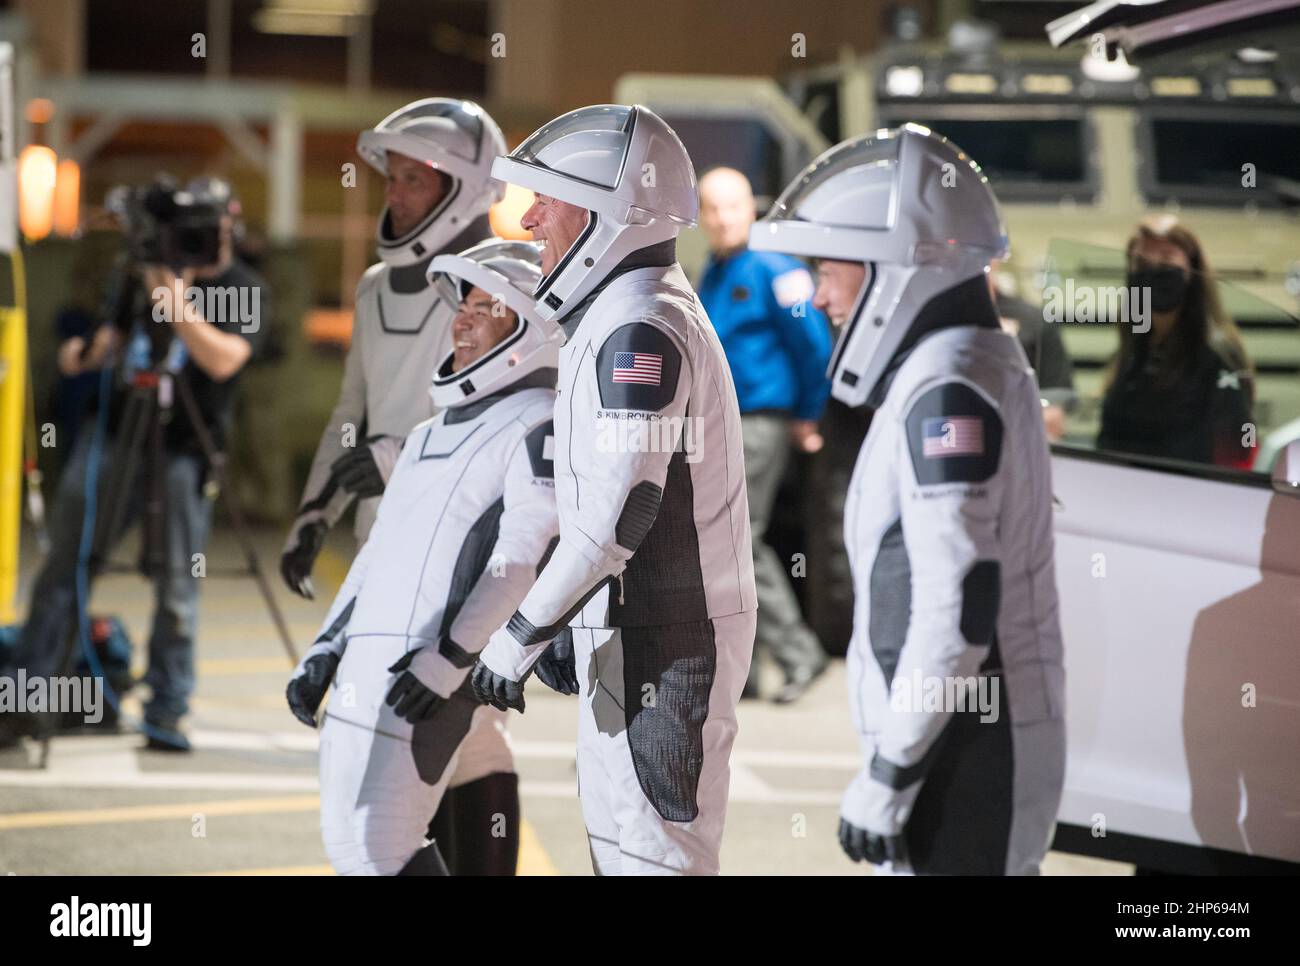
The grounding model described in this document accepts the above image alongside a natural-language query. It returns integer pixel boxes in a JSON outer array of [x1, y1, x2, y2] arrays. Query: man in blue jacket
[[698, 167, 832, 703]]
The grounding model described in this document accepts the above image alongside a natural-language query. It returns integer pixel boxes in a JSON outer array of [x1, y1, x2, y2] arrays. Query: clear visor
[[767, 130, 903, 229], [380, 100, 485, 164], [510, 104, 635, 190], [429, 242, 543, 316]]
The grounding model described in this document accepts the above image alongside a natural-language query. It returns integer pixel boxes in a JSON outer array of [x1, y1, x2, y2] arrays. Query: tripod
[[36, 353, 299, 765]]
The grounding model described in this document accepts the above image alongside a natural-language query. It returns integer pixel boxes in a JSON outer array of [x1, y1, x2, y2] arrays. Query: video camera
[[104, 175, 234, 272]]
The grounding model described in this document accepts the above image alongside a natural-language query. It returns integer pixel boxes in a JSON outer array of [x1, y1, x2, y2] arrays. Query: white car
[[1044, 244, 1300, 872], [1051, 439, 1300, 872]]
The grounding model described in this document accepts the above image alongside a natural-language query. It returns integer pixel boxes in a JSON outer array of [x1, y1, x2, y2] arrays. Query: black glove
[[837, 818, 908, 867], [281, 519, 327, 599], [385, 651, 446, 723], [532, 629, 579, 695], [331, 445, 386, 499], [285, 651, 340, 728], [471, 661, 528, 713]]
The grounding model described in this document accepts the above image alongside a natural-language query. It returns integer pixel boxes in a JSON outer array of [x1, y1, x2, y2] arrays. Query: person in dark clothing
[[697, 166, 832, 703], [1097, 215, 1254, 469], [1, 179, 269, 751]]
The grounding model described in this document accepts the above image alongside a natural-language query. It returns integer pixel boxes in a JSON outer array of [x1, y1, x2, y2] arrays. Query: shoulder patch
[[524, 420, 555, 479], [596, 322, 682, 413], [772, 267, 814, 309], [905, 381, 1003, 485]]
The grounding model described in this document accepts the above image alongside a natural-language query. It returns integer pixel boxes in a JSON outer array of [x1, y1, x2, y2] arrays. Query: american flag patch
[[612, 351, 662, 386], [922, 416, 983, 458]]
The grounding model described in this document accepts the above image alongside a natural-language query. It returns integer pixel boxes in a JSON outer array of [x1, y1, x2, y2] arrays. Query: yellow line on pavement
[[2, 794, 561, 875], [316, 547, 349, 594], [0, 795, 320, 830], [518, 818, 559, 876]]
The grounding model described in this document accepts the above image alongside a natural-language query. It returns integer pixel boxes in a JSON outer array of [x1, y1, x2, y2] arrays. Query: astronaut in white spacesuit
[[280, 98, 515, 871], [285, 240, 561, 876], [469, 105, 758, 876], [281, 97, 506, 592], [750, 124, 1066, 875]]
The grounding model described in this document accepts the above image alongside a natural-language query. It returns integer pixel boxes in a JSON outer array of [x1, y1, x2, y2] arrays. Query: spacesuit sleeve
[[862, 377, 1006, 831], [435, 419, 560, 668], [485, 319, 690, 670], [768, 264, 832, 421], [291, 301, 368, 531]]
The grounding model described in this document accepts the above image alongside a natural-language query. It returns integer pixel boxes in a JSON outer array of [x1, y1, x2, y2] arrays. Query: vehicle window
[[1142, 112, 1300, 208], [1033, 238, 1300, 476], [877, 112, 1093, 202], [660, 116, 787, 207]]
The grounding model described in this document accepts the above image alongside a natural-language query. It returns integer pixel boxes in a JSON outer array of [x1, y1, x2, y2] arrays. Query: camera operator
[[0, 176, 270, 752]]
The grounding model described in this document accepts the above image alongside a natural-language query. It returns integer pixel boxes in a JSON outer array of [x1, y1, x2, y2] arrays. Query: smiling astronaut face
[[450, 285, 519, 372]]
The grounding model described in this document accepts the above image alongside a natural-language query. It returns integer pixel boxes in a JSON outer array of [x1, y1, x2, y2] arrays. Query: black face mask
[[1127, 265, 1189, 314]]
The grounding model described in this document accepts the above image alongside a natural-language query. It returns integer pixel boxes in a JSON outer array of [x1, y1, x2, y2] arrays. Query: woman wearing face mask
[[1097, 215, 1255, 469]]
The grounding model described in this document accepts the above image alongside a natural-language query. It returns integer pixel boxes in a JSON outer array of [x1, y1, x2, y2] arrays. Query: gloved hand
[[471, 660, 530, 713], [286, 643, 341, 728], [384, 642, 467, 724], [838, 767, 912, 869], [281, 517, 327, 599], [838, 818, 908, 867], [330, 435, 401, 500], [532, 628, 579, 695], [472, 621, 562, 713]]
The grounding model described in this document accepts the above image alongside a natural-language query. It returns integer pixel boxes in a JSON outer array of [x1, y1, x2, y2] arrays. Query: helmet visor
[[510, 105, 635, 190], [767, 130, 902, 230], [367, 99, 487, 168]]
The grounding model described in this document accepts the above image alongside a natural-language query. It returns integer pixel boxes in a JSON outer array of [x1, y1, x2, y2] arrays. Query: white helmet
[[358, 98, 507, 267], [749, 123, 1009, 408], [426, 239, 560, 408], [490, 104, 698, 327]]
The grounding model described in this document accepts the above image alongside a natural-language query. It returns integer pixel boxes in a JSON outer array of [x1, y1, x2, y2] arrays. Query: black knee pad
[[432, 772, 520, 876]]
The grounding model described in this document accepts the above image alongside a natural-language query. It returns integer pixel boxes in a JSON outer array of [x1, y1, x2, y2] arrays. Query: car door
[[1034, 239, 1300, 871]]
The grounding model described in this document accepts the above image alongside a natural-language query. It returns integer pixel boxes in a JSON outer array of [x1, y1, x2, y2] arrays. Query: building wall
[[489, 0, 903, 124]]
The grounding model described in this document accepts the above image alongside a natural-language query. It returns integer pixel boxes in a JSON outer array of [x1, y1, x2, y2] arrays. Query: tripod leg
[[94, 390, 151, 566], [35, 398, 149, 767], [171, 373, 299, 664]]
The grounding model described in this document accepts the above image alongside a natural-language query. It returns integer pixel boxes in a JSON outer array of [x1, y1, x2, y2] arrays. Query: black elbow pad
[[615, 480, 663, 552]]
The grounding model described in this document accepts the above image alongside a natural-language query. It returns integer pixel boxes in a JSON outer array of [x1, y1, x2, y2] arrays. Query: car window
[[877, 110, 1095, 204], [1026, 238, 1300, 476], [1140, 109, 1300, 209]]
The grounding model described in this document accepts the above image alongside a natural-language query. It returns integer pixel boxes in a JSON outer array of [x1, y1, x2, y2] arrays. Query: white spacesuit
[[472, 105, 758, 876], [282, 98, 506, 591], [751, 124, 1066, 875], [285, 240, 561, 875]]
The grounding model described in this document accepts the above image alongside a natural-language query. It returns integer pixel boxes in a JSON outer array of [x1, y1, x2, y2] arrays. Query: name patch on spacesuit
[[597, 322, 682, 413], [905, 381, 1002, 485]]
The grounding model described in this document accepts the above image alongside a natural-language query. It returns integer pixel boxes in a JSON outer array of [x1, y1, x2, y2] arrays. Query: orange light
[[489, 182, 533, 240], [18, 145, 57, 242], [53, 159, 80, 237], [24, 98, 54, 125]]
